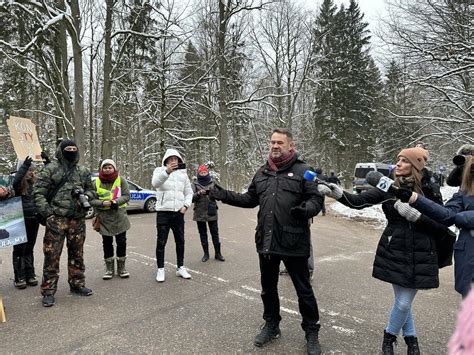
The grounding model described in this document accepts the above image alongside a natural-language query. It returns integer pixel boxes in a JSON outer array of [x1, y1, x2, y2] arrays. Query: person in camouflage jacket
[[34, 139, 95, 307]]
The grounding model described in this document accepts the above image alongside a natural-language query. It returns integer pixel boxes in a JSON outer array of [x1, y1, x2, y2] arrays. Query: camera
[[71, 187, 91, 209], [453, 154, 466, 166], [177, 163, 186, 170]]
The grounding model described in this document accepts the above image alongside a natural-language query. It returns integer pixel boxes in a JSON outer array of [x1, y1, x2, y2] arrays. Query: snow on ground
[[330, 186, 460, 230]]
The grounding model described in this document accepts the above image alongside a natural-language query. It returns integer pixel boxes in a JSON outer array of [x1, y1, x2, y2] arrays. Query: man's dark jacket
[[219, 155, 323, 257]]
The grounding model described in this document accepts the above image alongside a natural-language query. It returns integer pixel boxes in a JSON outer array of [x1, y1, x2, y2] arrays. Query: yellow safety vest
[[95, 177, 126, 209]]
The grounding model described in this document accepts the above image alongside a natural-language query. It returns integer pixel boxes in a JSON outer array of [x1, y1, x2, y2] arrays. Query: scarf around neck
[[267, 150, 296, 171], [197, 174, 212, 186], [99, 170, 119, 183]]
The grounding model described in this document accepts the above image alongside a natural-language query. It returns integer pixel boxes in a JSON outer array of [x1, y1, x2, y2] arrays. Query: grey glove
[[317, 183, 343, 200], [394, 200, 421, 222]]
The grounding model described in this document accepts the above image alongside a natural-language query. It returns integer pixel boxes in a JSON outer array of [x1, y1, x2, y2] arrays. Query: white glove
[[394, 200, 421, 222], [317, 183, 343, 200]]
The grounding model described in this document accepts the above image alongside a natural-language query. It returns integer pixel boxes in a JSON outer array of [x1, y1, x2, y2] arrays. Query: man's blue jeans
[[386, 284, 418, 337]]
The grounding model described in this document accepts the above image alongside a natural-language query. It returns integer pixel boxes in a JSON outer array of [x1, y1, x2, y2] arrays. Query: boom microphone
[[365, 171, 398, 193]]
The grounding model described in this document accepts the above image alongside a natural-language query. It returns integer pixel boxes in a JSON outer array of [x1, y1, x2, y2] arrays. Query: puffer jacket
[[151, 149, 193, 211], [192, 180, 218, 222], [339, 187, 449, 289], [219, 155, 323, 257], [13, 161, 37, 219], [34, 144, 94, 219], [413, 192, 474, 296], [89, 177, 131, 236]]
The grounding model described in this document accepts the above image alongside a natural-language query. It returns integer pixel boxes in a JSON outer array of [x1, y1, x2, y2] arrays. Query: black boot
[[214, 244, 225, 262], [382, 330, 397, 355], [254, 321, 281, 347], [13, 255, 27, 289], [201, 244, 209, 262], [404, 336, 420, 355], [24, 254, 38, 286], [306, 330, 322, 355]]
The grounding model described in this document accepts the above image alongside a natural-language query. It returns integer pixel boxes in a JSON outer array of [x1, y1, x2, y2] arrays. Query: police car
[[86, 177, 157, 219]]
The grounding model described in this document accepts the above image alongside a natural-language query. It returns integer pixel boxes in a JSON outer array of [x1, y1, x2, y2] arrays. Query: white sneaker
[[156, 268, 165, 282], [176, 266, 191, 279]]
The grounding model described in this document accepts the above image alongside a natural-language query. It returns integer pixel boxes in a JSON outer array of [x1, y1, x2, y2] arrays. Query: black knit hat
[[59, 139, 77, 151]]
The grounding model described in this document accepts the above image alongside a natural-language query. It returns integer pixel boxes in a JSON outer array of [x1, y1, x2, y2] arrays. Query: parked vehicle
[[352, 162, 391, 193], [86, 177, 156, 219]]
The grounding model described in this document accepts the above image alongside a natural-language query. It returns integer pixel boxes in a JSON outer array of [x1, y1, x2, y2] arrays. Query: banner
[[0, 197, 27, 249], [6, 116, 42, 161]]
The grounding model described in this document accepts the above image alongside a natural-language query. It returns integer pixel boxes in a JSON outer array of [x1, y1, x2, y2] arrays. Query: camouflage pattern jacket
[[34, 145, 94, 219]]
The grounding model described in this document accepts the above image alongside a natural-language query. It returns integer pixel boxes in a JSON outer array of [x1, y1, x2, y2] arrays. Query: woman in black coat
[[12, 157, 40, 289], [318, 147, 449, 355], [192, 165, 224, 262]]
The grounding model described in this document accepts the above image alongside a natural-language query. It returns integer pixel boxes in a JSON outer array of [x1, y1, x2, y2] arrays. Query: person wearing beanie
[[11, 156, 40, 289], [89, 159, 131, 279], [398, 155, 474, 298], [447, 144, 474, 187], [317, 146, 451, 354], [192, 165, 225, 262], [34, 139, 95, 307], [151, 148, 193, 282]]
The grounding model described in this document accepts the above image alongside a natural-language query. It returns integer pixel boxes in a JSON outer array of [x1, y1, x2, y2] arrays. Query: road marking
[[129, 251, 230, 283]]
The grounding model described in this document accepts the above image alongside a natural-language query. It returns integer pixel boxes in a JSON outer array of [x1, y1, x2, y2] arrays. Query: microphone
[[303, 170, 334, 190], [365, 171, 398, 193]]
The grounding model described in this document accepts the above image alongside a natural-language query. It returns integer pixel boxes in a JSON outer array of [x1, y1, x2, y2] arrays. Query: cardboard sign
[[0, 197, 27, 249], [6, 116, 42, 161]]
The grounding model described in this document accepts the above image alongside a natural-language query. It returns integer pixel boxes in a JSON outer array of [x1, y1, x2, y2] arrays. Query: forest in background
[[1, 0, 472, 189]]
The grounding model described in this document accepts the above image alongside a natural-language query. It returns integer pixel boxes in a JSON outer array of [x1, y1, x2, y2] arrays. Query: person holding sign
[[34, 139, 95, 307], [89, 159, 131, 279], [11, 157, 40, 289], [317, 147, 451, 355]]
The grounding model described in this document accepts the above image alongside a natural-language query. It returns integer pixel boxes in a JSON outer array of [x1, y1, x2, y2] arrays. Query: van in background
[[352, 162, 391, 193]]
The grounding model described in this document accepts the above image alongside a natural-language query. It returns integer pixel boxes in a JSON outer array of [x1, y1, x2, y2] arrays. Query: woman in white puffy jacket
[[152, 148, 193, 283]]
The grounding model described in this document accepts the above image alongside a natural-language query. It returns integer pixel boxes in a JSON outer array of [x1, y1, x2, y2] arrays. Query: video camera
[[71, 187, 91, 209]]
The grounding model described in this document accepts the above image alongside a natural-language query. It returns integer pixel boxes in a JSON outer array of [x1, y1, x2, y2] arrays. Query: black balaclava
[[59, 139, 78, 162]]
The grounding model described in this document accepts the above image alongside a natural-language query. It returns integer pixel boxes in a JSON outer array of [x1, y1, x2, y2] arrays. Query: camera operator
[[447, 144, 474, 187], [34, 139, 95, 307]]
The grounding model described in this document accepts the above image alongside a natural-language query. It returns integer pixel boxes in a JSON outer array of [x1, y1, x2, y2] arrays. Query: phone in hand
[[176, 163, 186, 170]]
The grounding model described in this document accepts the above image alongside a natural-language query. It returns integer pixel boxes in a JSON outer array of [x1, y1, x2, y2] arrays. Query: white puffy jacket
[[151, 148, 193, 212]]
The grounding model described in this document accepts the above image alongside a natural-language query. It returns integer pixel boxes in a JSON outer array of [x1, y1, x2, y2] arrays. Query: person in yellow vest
[[90, 159, 131, 279]]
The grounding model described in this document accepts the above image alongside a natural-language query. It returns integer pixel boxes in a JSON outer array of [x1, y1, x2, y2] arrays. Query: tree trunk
[[101, 0, 114, 159]]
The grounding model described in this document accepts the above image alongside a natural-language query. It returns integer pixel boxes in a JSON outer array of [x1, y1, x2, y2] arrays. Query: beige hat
[[397, 148, 428, 172], [100, 159, 116, 170]]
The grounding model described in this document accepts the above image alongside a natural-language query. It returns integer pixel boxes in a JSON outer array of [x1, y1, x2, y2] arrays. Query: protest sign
[[6, 116, 42, 161], [0, 197, 27, 249]]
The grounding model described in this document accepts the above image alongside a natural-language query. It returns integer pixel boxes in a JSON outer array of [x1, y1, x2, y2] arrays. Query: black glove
[[290, 202, 308, 219], [393, 187, 413, 203], [110, 200, 119, 210], [209, 188, 227, 201], [23, 156, 32, 167], [41, 151, 51, 165]]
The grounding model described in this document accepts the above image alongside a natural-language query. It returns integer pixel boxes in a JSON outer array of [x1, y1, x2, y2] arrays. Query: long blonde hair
[[461, 156, 474, 196]]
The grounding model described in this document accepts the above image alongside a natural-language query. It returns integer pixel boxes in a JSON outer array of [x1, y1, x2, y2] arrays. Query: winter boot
[[382, 330, 397, 355], [404, 336, 420, 355], [306, 330, 322, 355], [254, 321, 281, 347], [103, 257, 115, 280], [214, 244, 225, 262], [201, 244, 209, 262], [24, 254, 38, 286], [13, 256, 27, 289], [117, 256, 130, 278]]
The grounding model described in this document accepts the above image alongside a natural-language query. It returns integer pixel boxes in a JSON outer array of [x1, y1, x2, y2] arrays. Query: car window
[[354, 167, 374, 179], [127, 181, 139, 190]]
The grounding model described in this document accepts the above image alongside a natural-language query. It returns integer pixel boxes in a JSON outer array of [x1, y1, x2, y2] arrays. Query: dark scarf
[[99, 170, 119, 183], [267, 150, 296, 171], [197, 174, 212, 186]]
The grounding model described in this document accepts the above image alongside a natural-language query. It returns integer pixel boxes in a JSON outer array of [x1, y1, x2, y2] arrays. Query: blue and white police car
[[86, 177, 156, 218]]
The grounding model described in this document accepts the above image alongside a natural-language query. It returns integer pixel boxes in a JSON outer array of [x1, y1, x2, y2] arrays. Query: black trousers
[[196, 220, 220, 249], [13, 217, 39, 258], [156, 211, 185, 268], [259, 253, 320, 332], [102, 232, 127, 259]]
